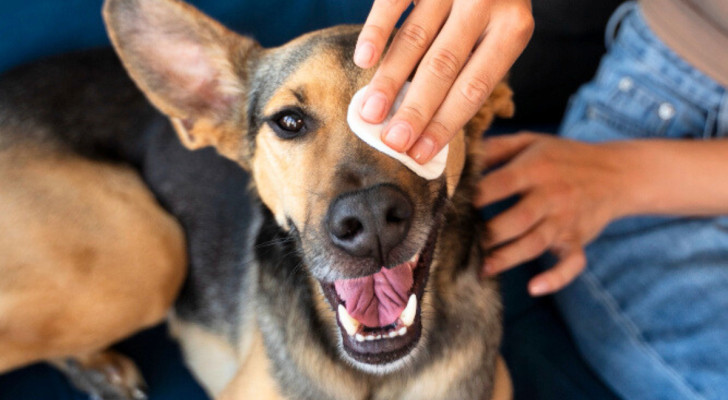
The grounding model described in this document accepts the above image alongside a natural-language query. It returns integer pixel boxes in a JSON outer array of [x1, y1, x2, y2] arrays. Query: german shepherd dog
[[0, 0, 515, 398]]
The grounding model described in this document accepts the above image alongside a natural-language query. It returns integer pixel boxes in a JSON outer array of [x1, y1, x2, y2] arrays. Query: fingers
[[528, 248, 586, 296], [380, 2, 489, 156], [357, 0, 534, 164], [482, 230, 587, 297], [482, 220, 558, 276], [355, 0, 413, 69], [474, 162, 530, 207], [358, 0, 452, 125], [478, 132, 540, 169], [408, 5, 534, 163], [486, 192, 549, 248]]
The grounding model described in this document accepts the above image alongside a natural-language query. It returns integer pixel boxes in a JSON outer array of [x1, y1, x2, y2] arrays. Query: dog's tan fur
[[0, 142, 185, 373]]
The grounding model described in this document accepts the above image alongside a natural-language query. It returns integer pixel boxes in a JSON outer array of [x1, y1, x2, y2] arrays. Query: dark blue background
[[0, 0, 373, 74]]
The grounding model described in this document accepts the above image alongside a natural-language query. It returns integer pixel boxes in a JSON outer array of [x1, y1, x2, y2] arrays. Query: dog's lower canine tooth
[[399, 294, 417, 327], [398, 327, 408, 336], [338, 305, 361, 336]]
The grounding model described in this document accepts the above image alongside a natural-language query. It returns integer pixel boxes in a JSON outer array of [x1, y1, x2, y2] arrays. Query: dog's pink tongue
[[334, 263, 413, 328]]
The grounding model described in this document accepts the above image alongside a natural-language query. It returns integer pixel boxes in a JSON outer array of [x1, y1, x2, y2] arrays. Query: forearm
[[612, 138, 728, 218]]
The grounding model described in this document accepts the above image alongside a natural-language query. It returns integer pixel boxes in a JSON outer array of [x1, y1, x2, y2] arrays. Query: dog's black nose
[[327, 185, 413, 263]]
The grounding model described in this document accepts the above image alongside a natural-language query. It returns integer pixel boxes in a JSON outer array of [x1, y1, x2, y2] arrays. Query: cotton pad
[[347, 83, 448, 180]]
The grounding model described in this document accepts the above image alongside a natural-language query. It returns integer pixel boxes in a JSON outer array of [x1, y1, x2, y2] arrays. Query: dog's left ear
[[103, 0, 260, 164]]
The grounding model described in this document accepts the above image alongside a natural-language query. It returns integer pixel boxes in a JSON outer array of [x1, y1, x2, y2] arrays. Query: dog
[[0, 0, 515, 398]]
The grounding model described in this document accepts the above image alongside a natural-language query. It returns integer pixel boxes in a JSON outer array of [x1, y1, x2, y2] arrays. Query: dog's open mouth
[[321, 225, 438, 367]]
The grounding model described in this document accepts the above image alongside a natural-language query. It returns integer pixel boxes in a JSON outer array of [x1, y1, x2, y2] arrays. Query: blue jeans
[[556, 3, 728, 400]]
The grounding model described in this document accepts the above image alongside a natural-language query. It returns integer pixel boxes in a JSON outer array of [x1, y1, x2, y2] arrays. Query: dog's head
[[104, 0, 512, 374]]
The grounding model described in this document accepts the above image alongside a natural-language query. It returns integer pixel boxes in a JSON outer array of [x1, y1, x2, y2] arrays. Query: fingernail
[[354, 42, 375, 68], [529, 280, 550, 297], [360, 92, 387, 122], [383, 123, 412, 151], [409, 136, 436, 164]]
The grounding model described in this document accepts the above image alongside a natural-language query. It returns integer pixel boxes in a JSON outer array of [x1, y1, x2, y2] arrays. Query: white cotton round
[[346, 82, 448, 180]]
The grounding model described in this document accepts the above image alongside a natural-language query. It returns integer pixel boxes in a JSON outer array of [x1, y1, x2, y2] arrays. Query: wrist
[[605, 139, 728, 217], [600, 140, 657, 220]]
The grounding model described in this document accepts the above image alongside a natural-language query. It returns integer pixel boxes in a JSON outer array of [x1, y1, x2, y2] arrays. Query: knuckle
[[460, 76, 492, 107], [398, 22, 430, 52], [369, 74, 399, 98], [398, 104, 427, 124], [504, 6, 535, 41], [361, 24, 390, 44], [426, 48, 461, 81], [426, 119, 453, 143]]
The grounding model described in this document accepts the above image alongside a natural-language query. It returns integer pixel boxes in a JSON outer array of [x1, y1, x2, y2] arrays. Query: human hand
[[355, 0, 533, 164], [475, 133, 636, 296]]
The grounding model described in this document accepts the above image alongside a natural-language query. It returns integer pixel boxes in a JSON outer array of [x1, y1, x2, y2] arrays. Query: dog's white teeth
[[399, 294, 417, 327], [338, 305, 361, 336], [342, 300, 415, 342], [355, 325, 409, 342]]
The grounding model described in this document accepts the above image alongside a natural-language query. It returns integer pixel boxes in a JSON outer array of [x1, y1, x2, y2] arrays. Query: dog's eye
[[277, 114, 304, 132], [268, 110, 308, 139]]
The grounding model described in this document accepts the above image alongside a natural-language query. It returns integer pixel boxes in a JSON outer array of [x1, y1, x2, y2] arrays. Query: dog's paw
[[51, 350, 148, 400]]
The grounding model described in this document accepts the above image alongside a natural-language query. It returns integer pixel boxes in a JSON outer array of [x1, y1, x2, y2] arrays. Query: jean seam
[[580, 269, 708, 400]]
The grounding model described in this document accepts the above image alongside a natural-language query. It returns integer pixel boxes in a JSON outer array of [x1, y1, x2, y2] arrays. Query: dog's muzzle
[[319, 184, 441, 369]]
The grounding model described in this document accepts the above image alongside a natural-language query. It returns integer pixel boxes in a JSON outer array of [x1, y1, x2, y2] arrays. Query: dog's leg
[[50, 350, 148, 400], [217, 328, 283, 400], [169, 316, 241, 398], [0, 147, 186, 374]]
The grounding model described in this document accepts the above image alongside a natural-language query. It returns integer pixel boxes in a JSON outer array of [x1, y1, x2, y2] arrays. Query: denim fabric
[[555, 3, 728, 400]]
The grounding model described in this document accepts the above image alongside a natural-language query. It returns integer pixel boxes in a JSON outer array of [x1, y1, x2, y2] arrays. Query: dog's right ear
[[103, 0, 260, 164]]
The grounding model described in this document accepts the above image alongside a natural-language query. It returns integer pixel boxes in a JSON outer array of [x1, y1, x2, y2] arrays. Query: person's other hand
[[475, 133, 635, 296], [355, 0, 533, 164]]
